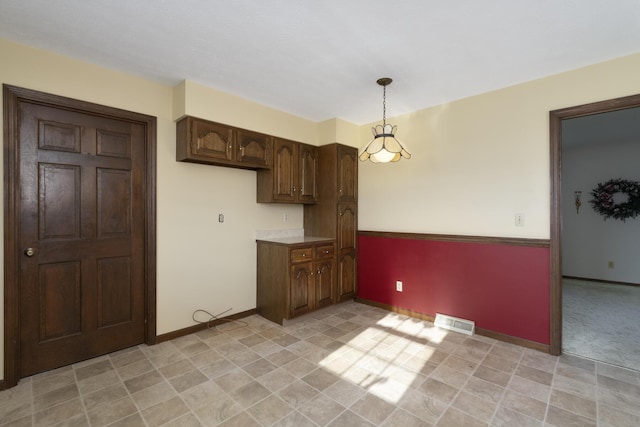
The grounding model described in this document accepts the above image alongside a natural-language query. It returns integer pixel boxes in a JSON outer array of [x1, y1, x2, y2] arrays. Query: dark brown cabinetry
[[305, 144, 358, 301], [176, 116, 271, 169], [257, 138, 317, 204], [257, 239, 335, 325]]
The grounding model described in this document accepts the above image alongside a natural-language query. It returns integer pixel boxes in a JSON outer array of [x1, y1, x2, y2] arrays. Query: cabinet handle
[[227, 144, 232, 152], [293, 186, 296, 193], [317, 269, 321, 275], [322, 250, 329, 254], [300, 186, 303, 193], [339, 188, 343, 194]]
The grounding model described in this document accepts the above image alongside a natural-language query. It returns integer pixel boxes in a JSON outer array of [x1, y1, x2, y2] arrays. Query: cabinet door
[[236, 129, 270, 167], [298, 143, 317, 203], [337, 204, 357, 251], [338, 248, 357, 300], [190, 119, 234, 161], [337, 145, 357, 203], [290, 262, 314, 317], [315, 259, 335, 308], [273, 139, 297, 202]]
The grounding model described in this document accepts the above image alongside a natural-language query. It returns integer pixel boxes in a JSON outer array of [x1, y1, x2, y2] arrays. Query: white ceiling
[[1, 0, 640, 125]]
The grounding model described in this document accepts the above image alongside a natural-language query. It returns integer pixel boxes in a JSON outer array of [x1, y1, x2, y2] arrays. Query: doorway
[[3, 85, 157, 388], [549, 93, 640, 356]]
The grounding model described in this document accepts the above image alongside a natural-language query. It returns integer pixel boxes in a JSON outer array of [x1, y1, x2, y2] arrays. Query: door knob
[[24, 248, 35, 257]]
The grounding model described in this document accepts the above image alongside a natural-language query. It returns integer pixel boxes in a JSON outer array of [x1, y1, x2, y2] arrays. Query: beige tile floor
[[1, 301, 640, 426]]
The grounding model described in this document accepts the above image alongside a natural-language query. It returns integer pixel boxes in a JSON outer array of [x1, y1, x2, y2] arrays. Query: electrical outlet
[[218, 213, 224, 223], [283, 212, 289, 222], [515, 213, 525, 226], [396, 281, 403, 292]]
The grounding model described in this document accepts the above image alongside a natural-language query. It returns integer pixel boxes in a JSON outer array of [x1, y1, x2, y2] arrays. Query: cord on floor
[[192, 307, 249, 332]]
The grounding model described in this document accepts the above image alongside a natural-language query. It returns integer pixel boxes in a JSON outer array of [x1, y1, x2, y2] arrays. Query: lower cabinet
[[337, 248, 357, 301], [257, 239, 335, 325]]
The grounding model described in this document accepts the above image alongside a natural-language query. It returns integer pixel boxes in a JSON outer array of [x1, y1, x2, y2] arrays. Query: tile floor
[[1, 301, 640, 426]]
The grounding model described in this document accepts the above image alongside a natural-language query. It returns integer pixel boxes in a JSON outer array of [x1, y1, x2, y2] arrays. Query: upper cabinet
[[337, 145, 358, 203], [176, 116, 271, 169], [257, 138, 317, 204]]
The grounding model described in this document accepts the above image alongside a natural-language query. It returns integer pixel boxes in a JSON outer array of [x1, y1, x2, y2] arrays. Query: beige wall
[[359, 52, 640, 239], [0, 39, 323, 381], [2, 36, 640, 381]]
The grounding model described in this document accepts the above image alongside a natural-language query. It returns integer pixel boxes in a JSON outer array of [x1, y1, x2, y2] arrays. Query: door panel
[[298, 144, 317, 202], [290, 263, 313, 316], [97, 168, 131, 237], [316, 260, 335, 307], [338, 249, 357, 299], [97, 256, 132, 328], [38, 261, 82, 340], [192, 119, 233, 161], [39, 163, 81, 240], [236, 129, 270, 167], [273, 139, 296, 201], [18, 101, 146, 377], [338, 146, 357, 203], [338, 204, 357, 250]]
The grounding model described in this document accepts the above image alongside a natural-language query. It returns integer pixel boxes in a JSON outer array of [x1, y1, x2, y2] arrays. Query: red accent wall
[[358, 235, 550, 344]]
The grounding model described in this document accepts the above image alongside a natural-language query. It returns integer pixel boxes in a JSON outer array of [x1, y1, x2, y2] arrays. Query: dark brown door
[[337, 145, 357, 203], [17, 101, 147, 377], [236, 129, 271, 167], [273, 138, 296, 202], [190, 118, 234, 162], [298, 143, 317, 203], [316, 259, 335, 307], [290, 262, 314, 317]]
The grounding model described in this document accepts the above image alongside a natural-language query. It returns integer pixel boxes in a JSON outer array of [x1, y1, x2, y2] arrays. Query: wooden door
[[338, 249, 357, 300], [337, 204, 357, 250], [337, 145, 357, 203], [16, 99, 148, 377], [236, 129, 270, 167], [316, 259, 335, 307], [298, 143, 317, 203], [273, 138, 297, 202], [191, 118, 234, 161], [290, 262, 314, 317]]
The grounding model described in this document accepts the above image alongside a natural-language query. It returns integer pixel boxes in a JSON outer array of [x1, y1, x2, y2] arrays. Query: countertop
[[256, 236, 335, 245]]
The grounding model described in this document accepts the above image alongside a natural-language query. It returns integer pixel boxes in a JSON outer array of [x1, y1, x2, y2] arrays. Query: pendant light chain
[[382, 84, 387, 126]]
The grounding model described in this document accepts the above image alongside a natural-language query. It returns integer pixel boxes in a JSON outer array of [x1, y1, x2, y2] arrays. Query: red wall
[[357, 235, 551, 344]]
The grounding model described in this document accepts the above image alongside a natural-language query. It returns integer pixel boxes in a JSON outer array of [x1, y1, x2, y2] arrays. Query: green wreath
[[589, 178, 640, 221]]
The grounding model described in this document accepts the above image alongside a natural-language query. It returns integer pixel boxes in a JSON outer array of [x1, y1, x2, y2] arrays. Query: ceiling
[[1, 0, 640, 125]]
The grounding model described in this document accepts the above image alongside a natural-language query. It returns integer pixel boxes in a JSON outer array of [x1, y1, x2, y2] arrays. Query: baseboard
[[156, 308, 258, 343], [355, 297, 550, 353], [563, 275, 640, 287], [474, 327, 549, 353], [0, 379, 5, 391]]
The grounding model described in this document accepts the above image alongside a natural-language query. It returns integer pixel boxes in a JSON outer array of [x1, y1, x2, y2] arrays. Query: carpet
[[562, 278, 640, 371]]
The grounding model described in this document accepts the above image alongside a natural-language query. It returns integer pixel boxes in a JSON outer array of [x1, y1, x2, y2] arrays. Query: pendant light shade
[[359, 78, 411, 163]]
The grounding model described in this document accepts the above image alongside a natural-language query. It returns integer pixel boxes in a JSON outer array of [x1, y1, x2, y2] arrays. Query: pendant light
[[359, 77, 411, 163]]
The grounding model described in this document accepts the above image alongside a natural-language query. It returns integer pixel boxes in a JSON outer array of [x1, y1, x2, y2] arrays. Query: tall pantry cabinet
[[304, 144, 358, 301]]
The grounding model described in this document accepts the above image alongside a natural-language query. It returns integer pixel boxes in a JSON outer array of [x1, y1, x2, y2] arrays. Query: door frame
[[549, 93, 640, 355], [3, 85, 157, 388]]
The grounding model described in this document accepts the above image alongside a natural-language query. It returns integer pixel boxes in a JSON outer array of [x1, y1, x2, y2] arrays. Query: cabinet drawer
[[315, 244, 335, 259], [290, 247, 313, 263]]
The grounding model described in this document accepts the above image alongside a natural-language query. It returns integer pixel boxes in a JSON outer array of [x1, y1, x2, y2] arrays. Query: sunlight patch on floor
[[318, 312, 454, 403]]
